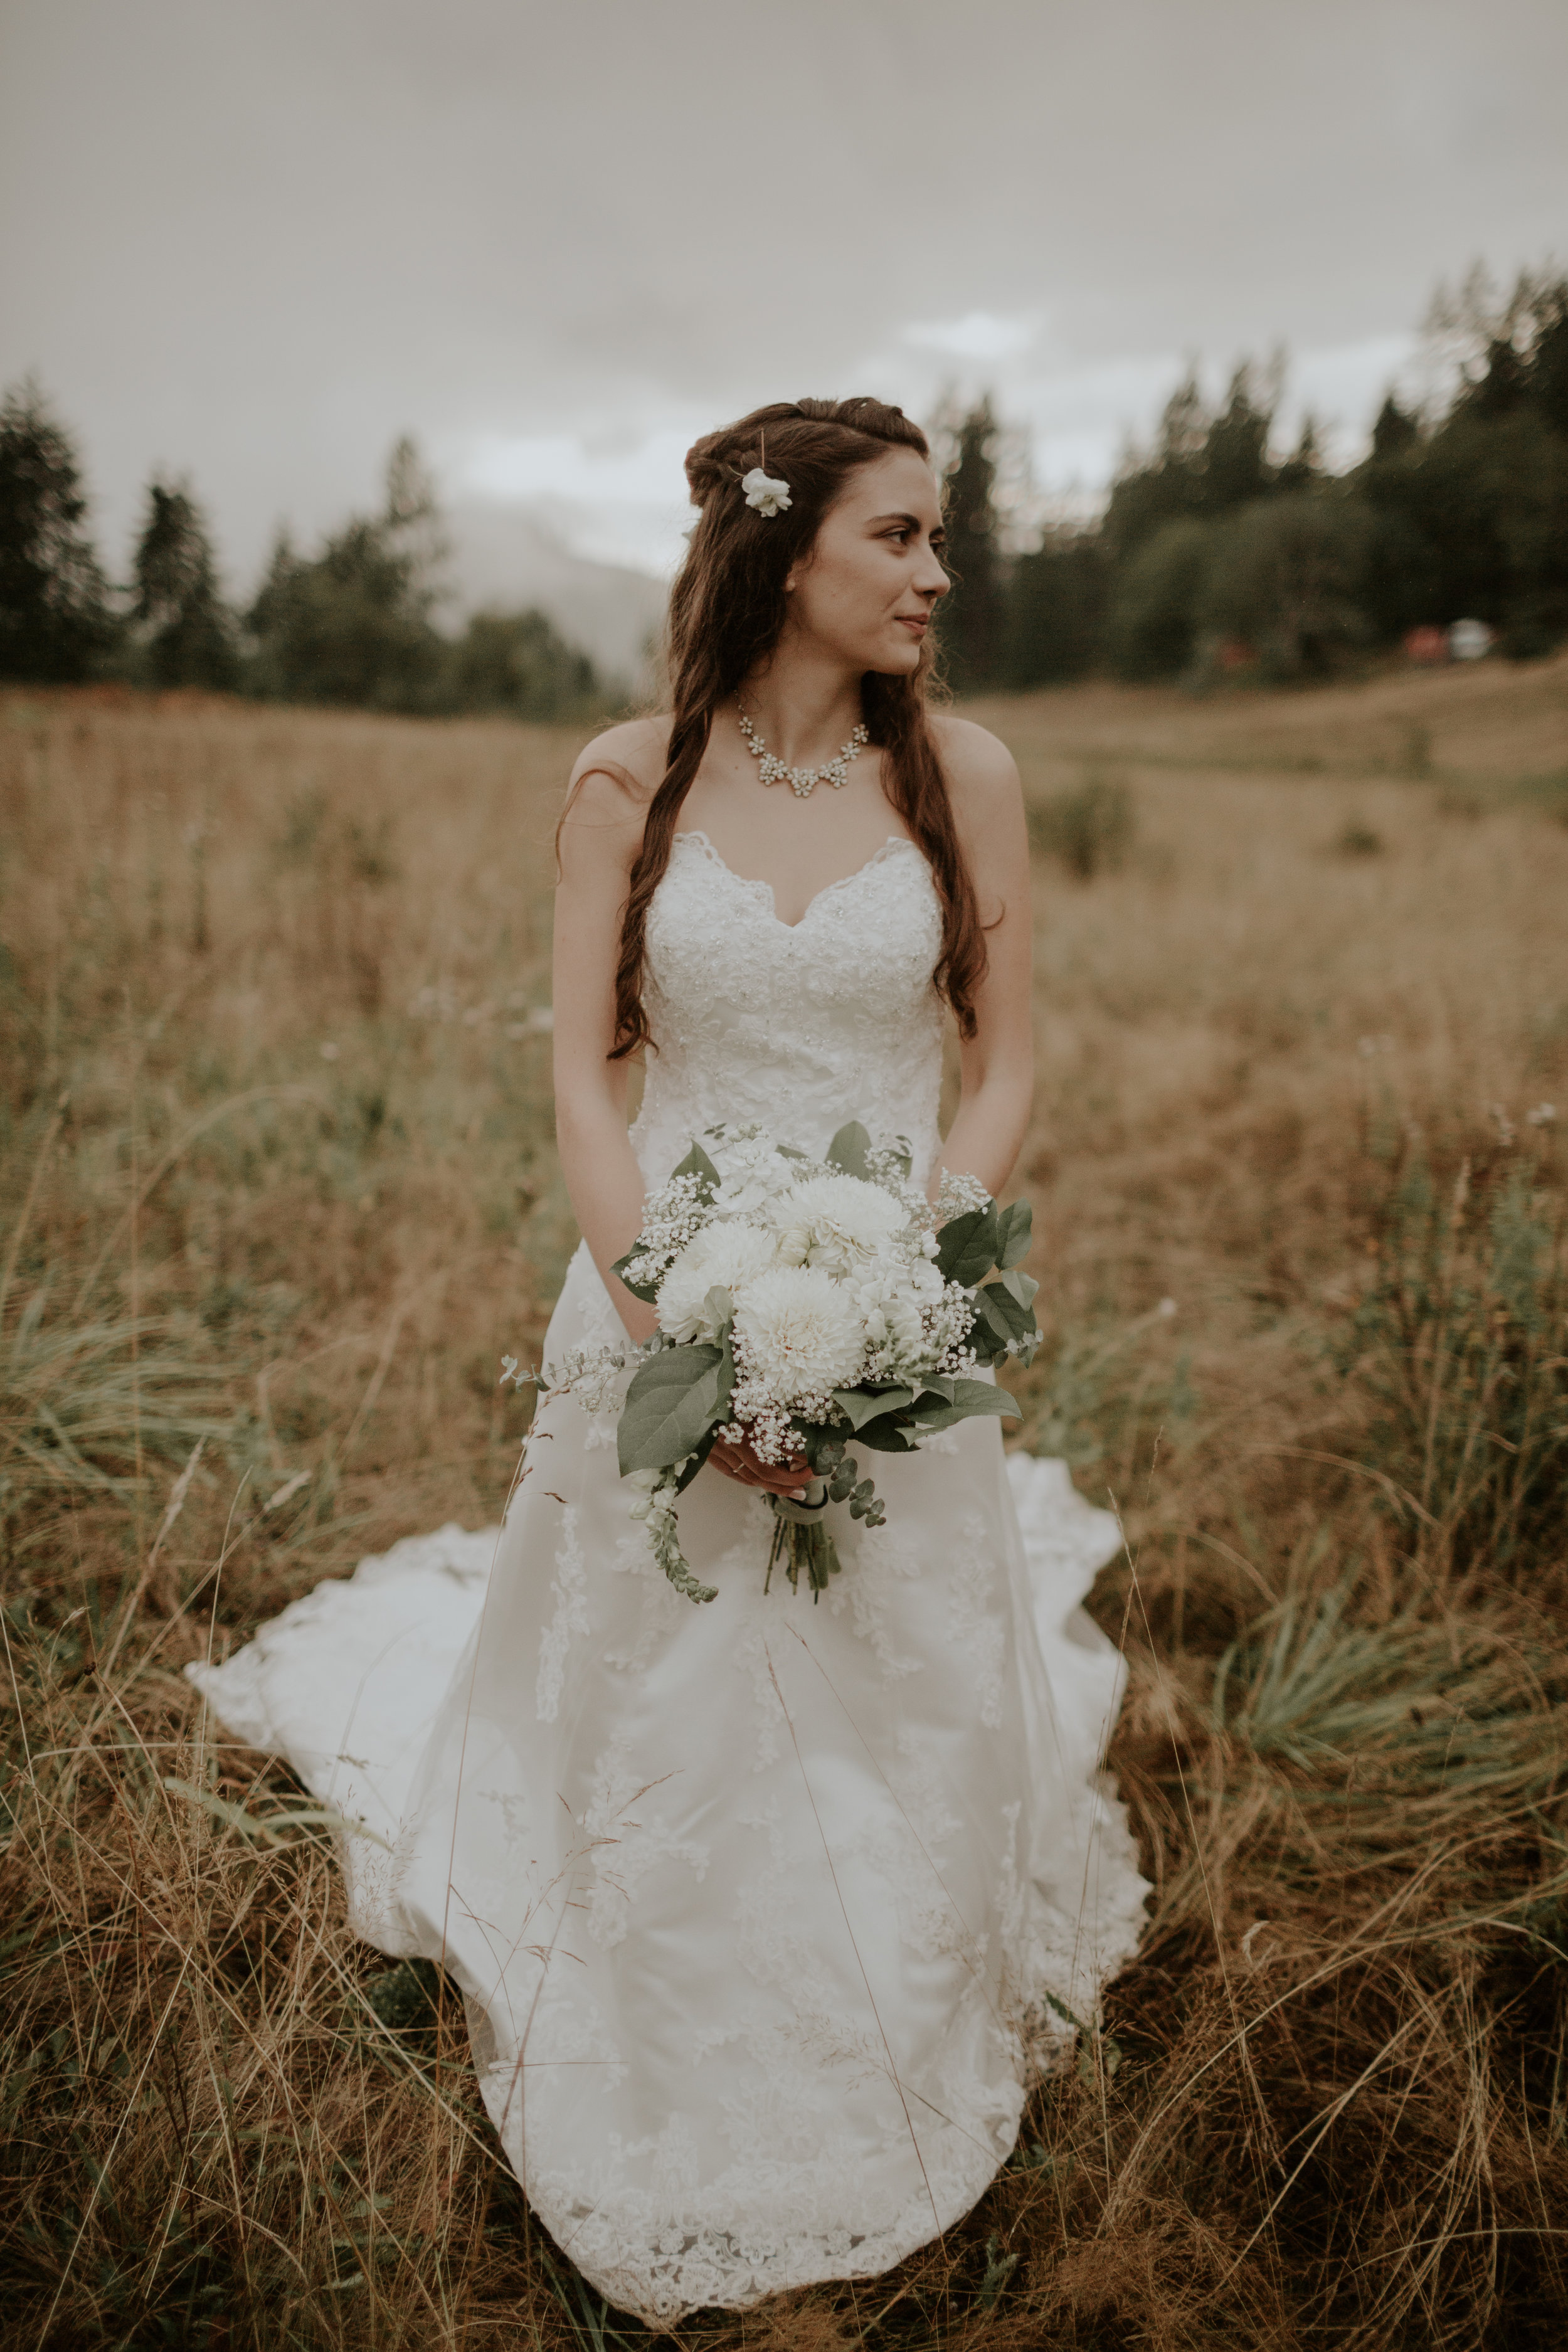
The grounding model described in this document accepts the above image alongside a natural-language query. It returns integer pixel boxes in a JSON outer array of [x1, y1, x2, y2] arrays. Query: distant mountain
[[442, 504, 667, 689]]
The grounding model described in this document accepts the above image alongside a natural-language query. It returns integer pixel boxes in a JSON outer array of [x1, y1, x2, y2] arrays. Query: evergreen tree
[[0, 378, 114, 682], [1002, 530, 1109, 686], [1525, 278, 1568, 438], [129, 476, 238, 690], [1104, 363, 1281, 567], [936, 398, 1002, 691], [245, 438, 447, 709], [1199, 495, 1376, 676], [1369, 394, 1420, 461], [1273, 415, 1323, 496], [447, 608, 600, 719], [1355, 274, 1568, 654], [1105, 517, 1214, 680], [1102, 370, 1209, 561], [1196, 364, 1276, 512]]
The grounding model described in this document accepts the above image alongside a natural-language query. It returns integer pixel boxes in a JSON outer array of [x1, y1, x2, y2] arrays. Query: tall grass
[[3, 659, 1568, 2347]]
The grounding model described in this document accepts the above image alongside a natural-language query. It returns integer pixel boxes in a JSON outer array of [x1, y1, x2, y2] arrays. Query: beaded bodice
[[632, 830, 946, 1182]]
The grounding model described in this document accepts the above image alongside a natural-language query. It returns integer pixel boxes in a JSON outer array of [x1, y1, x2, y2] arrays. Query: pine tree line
[[0, 383, 604, 718], [4, 262, 1564, 709], [938, 266, 1568, 691]]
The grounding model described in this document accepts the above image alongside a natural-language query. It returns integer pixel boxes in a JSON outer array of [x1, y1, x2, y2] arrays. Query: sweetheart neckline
[[671, 829, 925, 932]]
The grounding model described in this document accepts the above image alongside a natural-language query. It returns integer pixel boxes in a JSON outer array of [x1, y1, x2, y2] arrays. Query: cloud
[[2, 0, 1564, 595], [904, 314, 1042, 363]]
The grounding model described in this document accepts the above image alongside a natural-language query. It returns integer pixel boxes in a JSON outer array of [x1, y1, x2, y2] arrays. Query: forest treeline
[[1, 263, 1564, 711], [0, 413, 604, 719], [940, 263, 1568, 691]]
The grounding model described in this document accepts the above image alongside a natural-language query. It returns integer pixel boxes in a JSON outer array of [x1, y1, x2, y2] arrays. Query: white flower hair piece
[[741, 466, 792, 517]]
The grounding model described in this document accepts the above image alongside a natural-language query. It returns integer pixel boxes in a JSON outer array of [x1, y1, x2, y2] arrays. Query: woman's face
[[783, 447, 950, 674]]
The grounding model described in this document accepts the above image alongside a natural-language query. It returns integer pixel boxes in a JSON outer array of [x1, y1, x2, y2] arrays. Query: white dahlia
[[767, 1173, 911, 1274], [657, 1222, 783, 1343], [732, 1265, 867, 1404]]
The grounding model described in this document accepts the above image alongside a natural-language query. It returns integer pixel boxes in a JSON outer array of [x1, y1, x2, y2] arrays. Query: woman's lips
[[896, 613, 928, 634]]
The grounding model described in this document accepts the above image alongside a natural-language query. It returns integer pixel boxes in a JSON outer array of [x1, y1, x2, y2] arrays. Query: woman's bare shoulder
[[928, 712, 1023, 825], [567, 713, 671, 797], [559, 715, 670, 861]]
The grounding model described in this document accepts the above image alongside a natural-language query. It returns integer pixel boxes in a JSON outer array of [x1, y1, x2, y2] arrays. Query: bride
[[188, 396, 1150, 2324]]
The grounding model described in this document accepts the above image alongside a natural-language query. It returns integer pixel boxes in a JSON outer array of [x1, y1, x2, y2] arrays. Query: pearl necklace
[[736, 709, 869, 800]]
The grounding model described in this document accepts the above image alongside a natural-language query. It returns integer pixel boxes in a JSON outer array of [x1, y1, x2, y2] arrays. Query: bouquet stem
[[765, 1482, 842, 1599]]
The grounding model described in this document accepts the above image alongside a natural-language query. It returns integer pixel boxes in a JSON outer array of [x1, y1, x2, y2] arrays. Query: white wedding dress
[[188, 829, 1150, 2324]]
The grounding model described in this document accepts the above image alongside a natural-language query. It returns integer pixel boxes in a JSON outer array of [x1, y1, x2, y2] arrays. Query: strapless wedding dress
[[188, 830, 1150, 2324]]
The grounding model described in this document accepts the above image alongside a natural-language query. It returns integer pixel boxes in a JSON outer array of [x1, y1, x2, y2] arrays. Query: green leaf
[[672, 1425, 720, 1495], [975, 1278, 1039, 1342], [996, 1266, 1039, 1311], [702, 1286, 733, 1337], [830, 1384, 916, 1429], [850, 1417, 924, 1454], [618, 1345, 731, 1474], [911, 1380, 1021, 1432], [608, 1246, 659, 1302], [967, 1290, 1013, 1351], [672, 1139, 721, 1192], [825, 1121, 872, 1179], [995, 1200, 1034, 1271], [936, 1203, 1000, 1285]]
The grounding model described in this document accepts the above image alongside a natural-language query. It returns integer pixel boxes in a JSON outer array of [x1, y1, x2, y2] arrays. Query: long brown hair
[[601, 396, 986, 1059]]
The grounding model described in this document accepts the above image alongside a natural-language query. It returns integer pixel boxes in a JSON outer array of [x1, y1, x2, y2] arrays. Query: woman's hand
[[708, 1434, 812, 1499]]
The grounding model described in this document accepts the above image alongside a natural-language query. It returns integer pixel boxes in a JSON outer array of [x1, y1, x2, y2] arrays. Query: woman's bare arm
[[551, 727, 664, 1343], [931, 718, 1035, 1200]]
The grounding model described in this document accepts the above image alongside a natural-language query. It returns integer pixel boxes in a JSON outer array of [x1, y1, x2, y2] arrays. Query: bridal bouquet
[[599, 1122, 1043, 1604]]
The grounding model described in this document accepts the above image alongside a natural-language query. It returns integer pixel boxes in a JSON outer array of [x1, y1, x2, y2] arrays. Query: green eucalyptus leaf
[[995, 1200, 1034, 1271], [672, 1140, 721, 1193], [996, 1266, 1039, 1311], [618, 1344, 729, 1474], [672, 1426, 720, 1495], [977, 1278, 1039, 1340], [703, 1285, 734, 1337], [825, 1121, 872, 1179], [936, 1203, 1000, 1285], [850, 1418, 924, 1454], [970, 1289, 1019, 1349], [831, 1384, 916, 1429], [911, 1382, 1022, 1431], [608, 1248, 661, 1303]]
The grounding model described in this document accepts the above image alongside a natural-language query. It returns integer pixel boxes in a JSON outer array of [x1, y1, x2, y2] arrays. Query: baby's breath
[[935, 1168, 992, 1222], [622, 1172, 712, 1290]]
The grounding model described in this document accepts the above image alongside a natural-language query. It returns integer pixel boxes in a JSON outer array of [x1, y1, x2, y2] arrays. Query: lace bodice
[[633, 830, 946, 1181]]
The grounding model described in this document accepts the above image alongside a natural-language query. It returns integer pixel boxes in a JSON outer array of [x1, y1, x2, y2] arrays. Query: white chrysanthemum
[[732, 1265, 867, 1404], [768, 1173, 911, 1274], [656, 1222, 783, 1342]]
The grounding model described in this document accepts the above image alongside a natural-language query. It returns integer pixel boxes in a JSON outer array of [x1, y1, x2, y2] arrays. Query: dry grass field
[[3, 652, 1568, 2349]]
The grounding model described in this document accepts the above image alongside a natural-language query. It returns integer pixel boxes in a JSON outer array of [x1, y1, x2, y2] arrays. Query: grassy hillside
[[3, 655, 1567, 2347]]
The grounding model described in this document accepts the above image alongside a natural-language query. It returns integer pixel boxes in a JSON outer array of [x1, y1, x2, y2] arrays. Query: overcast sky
[[3, 0, 1564, 595]]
